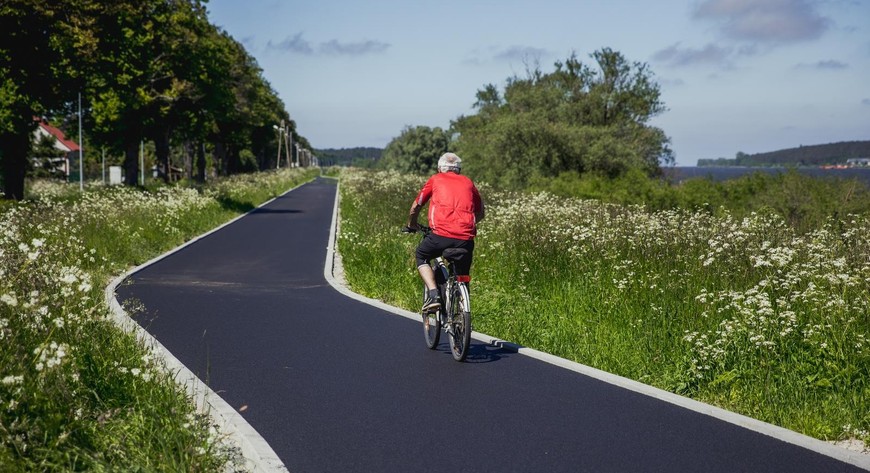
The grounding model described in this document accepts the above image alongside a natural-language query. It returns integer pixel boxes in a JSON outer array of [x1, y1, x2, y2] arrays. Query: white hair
[[437, 152, 462, 172]]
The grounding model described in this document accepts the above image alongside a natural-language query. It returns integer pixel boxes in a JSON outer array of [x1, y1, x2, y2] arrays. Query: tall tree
[[453, 48, 673, 189], [1, 0, 308, 194], [83, 0, 178, 186], [145, 0, 213, 183], [0, 0, 81, 199]]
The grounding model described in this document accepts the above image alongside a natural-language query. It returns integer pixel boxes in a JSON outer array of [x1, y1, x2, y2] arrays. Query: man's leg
[[418, 263, 437, 291], [418, 263, 441, 312]]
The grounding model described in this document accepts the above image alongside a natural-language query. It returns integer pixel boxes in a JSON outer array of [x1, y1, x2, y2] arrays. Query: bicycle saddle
[[442, 248, 468, 261]]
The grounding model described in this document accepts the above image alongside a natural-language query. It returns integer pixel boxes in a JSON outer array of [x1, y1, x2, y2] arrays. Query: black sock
[[427, 288, 439, 299]]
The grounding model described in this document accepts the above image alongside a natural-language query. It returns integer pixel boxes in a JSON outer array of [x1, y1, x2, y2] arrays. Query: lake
[[664, 166, 870, 185]]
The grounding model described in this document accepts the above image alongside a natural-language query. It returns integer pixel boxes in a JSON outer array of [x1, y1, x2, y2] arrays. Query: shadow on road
[[250, 208, 303, 214], [217, 197, 255, 214], [444, 343, 514, 364]]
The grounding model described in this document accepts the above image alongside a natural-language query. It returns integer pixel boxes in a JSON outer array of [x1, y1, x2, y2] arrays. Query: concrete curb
[[323, 180, 870, 472], [104, 183, 314, 473]]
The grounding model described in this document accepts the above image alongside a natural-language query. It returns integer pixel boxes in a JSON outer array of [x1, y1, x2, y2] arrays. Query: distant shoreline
[[665, 166, 870, 184], [694, 165, 868, 169]]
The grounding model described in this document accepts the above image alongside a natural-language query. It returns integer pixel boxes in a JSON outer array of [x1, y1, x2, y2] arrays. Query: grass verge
[[0, 167, 320, 472]]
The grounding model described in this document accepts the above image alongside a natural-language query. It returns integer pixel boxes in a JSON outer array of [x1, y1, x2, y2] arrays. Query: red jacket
[[416, 172, 483, 240]]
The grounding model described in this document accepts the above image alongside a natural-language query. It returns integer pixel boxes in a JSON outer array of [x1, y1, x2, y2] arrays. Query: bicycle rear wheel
[[422, 286, 441, 349], [448, 284, 471, 361]]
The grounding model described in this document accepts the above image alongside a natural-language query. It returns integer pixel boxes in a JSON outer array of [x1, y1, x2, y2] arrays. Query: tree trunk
[[229, 146, 241, 174], [124, 142, 139, 186], [214, 141, 227, 176], [183, 141, 193, 181], [0, 130, 31, 200], [154, 131, 170, 183], [195, 140, 206, 183], [223, 142, 241, 175]]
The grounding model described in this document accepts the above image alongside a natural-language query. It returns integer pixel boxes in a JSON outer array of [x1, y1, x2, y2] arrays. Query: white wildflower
[[1, 375, 23, 386], [0, 294, 18, 307]]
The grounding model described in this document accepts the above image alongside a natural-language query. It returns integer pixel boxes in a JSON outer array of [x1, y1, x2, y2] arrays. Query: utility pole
[[78, 92, 84, 191], [284, 125, 292, 168], [140, 140, 144, 186], [274, 119, 284, 169]]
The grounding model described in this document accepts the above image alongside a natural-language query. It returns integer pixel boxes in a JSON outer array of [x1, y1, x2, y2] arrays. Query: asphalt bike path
[[116, 178, 867, 472]]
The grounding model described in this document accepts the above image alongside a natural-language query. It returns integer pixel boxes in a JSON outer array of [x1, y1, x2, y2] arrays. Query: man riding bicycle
[[406, 152, 485, 313]]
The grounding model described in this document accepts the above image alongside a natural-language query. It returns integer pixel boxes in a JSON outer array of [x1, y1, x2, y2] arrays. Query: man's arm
[[408, 200, 424, 229], [473, 186, 485, 223], [409, 178, 433, 229]]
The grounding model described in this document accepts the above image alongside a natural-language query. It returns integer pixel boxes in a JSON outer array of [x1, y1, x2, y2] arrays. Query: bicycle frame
[[432, 256, 471, 318], [405, 225, 473, 361]]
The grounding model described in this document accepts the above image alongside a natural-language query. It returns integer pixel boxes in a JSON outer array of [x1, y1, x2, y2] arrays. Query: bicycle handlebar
[[401, 225, 431, 235]]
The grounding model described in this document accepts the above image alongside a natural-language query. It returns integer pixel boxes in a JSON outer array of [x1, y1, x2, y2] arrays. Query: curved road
[[116, 178, 867, 472]]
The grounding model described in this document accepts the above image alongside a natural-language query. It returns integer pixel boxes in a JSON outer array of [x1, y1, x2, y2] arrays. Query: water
[[664, 166, 870, 185]]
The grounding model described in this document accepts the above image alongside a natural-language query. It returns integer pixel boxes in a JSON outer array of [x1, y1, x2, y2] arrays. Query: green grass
[[338, 168, 870, 446], [0, 168, 320, 472]]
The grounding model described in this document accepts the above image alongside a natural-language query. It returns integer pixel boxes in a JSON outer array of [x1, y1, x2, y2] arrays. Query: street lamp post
[[273, 120, 285, 169], [78, 92, 84, 191], [284, 125, 292, 168]]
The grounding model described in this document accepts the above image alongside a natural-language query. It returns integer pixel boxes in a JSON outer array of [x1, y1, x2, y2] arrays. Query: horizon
[[315, 138, 870, 157]]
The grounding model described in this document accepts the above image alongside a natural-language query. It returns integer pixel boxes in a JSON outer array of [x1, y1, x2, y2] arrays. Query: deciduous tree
[[0, 0, 82, 198], [453, 48, 673, 189], [0, 0, 306, 196]]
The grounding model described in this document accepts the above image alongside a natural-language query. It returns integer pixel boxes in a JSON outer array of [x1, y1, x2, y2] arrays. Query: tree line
[[0, 0, 309, 200], [698, 141, 870, 167], [378, 48, 674, 189], [315, 147, 383, 167]]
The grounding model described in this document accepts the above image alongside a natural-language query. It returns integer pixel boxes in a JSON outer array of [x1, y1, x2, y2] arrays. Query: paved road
[[116, 178, 866, 472]]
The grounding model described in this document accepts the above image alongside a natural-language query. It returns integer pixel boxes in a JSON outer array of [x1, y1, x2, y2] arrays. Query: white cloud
[[794, 59, 849, 70], [267, 33, 314, 55], [462, 45, 549, 66], [653, 43, 732, 67], [493, 45, 548, 62], [266, 33, 389, 56], [693, 0, 830, 43], [319, 39, 390, 56]]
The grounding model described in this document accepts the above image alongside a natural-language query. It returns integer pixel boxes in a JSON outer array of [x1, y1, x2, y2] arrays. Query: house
[[31, 117, 80, 178], [846, 158, 870, 167]]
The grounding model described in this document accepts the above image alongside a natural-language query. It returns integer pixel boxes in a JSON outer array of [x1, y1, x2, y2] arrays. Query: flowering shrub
[[339, 168, 869, 445]]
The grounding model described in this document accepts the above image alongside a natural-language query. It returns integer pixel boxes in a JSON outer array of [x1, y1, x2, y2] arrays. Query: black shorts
[[415, 233, 475, 275]]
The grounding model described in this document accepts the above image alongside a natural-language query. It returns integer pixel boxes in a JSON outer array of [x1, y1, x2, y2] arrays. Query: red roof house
[[32, 118, 80, 178], [33, 117, 80, 153]]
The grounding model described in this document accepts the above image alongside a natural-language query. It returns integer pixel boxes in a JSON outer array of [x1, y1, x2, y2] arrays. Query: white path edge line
[[323, 180, 870, 471], [103, 184, 313, 473]]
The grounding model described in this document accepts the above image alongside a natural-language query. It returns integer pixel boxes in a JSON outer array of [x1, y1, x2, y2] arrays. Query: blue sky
[[206, 0, 870, 166]]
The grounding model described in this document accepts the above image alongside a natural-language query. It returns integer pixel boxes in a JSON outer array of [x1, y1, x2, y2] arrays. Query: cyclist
[[406, 152, 485, 313]]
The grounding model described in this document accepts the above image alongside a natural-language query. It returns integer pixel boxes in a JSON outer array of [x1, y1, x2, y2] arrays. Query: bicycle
[[402, 226, 472, 362]]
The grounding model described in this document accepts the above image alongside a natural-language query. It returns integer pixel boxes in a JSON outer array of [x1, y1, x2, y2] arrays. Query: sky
[[205, 0, 870, 166]]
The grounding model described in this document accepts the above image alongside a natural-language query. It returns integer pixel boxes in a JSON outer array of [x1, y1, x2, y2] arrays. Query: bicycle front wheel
[[448, 284, 471, 361]]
